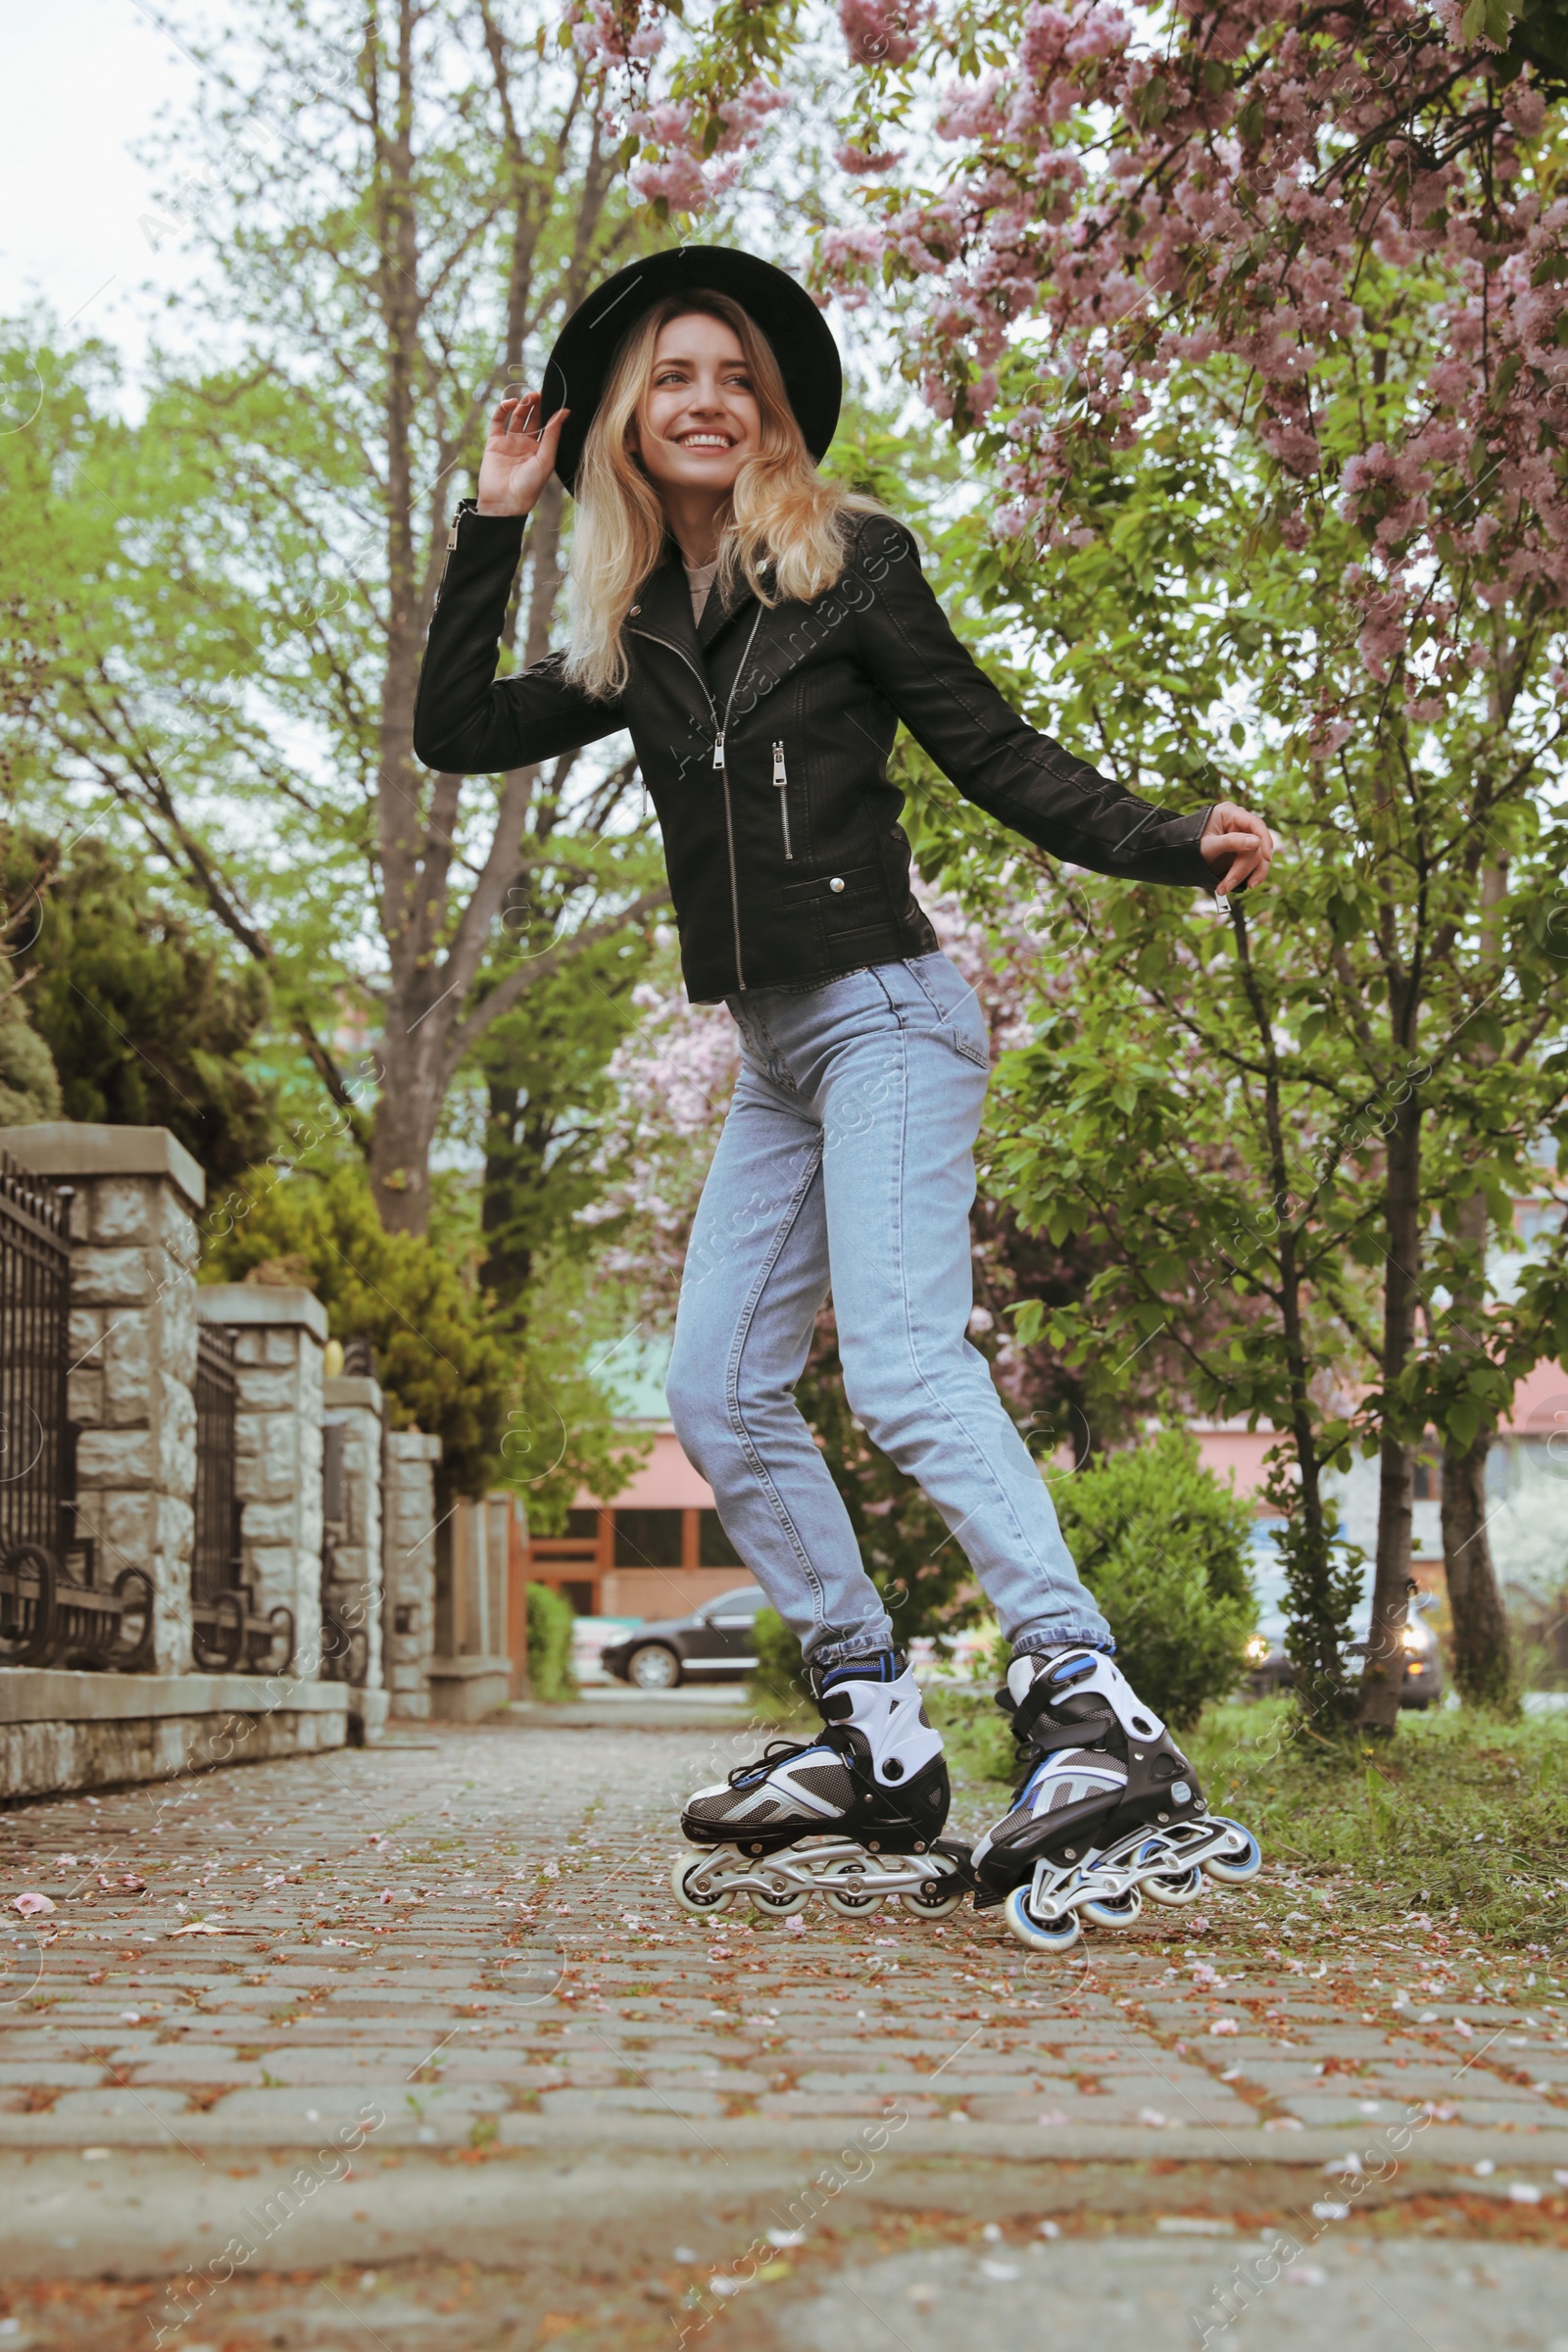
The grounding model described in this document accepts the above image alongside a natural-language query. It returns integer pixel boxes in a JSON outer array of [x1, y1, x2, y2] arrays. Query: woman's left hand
[[1199, 802, 1275, 897]]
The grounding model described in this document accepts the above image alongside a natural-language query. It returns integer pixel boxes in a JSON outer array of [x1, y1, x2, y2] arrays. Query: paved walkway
[[1, 1710, 1566, 2347]]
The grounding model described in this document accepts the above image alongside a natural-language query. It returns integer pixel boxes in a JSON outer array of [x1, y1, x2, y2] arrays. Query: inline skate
[[970, 1647, 1261, 1954], [671, 1650, 971, 1920]]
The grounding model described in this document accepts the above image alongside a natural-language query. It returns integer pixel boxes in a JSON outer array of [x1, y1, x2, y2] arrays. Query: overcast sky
[[1, 0, 211, 368]]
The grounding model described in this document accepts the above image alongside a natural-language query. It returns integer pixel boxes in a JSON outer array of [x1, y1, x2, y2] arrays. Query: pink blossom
[[1424, 359, 1473, 407], [629, 154, 710, 213], [710, 77, 788, 154], [571, 0, 657, 68], [1307, 718, 1353, 760], [629, 98, 696, 144], [839, 0, 926, 67], [836, 141, 906, 173]]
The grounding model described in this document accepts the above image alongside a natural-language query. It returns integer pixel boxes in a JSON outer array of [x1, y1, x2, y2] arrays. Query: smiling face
[[633, 311, 762, 503]]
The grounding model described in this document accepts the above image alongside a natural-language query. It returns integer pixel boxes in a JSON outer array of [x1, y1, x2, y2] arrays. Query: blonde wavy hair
[[564, 290, 886, 701]]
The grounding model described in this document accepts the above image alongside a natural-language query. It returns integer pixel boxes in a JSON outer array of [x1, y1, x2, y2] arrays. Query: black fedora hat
[[540, 246, 842, 496]]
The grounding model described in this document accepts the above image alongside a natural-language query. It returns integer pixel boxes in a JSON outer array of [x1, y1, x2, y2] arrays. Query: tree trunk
[[1358, 1087, 1423, 1735], [1227, 903, 1353, 1721], [1360, 1428, 1414, 1734], [1439, 863, 1516, 1712], [480, 1080, 535, 1316], [1441, 1423, 1514, 1708], [368, 1039, 446, 1233], [1275, 1209, 1351, 1725]]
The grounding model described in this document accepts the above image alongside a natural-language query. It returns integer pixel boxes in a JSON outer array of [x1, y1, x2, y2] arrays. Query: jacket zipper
[[773, 740, 793, 859], [628, 608, 765, 990], [434, 514, 461, 607]]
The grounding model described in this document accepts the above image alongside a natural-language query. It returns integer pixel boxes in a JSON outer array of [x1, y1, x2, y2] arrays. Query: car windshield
[[707, 1588, 761, 1617]]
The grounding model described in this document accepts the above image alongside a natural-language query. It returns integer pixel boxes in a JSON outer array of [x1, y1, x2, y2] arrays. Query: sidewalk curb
[[3, 2140, 1566, 2283], [2, 2113, 1565, 2165]]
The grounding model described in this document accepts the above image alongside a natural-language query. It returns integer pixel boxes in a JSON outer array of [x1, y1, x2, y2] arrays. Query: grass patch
[[928, 1686, 1568, 1952], [1189, 1698, 1568, 1948]]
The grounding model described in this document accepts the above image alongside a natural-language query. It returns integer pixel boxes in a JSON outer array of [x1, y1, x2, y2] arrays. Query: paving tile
[[44, 2087, 199, 2123], [535, 2086, 728, 2116], [0, 2063, 107, 2088], [754, 2092, 943, 2118]]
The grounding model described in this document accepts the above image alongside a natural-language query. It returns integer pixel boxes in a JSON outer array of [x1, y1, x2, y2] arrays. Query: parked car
[[1243, 1526, 1444, 1708], [599, 1585, 765, 1690]]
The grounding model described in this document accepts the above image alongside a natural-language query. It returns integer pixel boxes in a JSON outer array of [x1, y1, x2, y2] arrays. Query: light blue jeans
[[664, 953, 1111, 1668]]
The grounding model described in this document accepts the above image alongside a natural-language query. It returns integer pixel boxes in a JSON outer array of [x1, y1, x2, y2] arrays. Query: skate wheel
[[669, 1854, 736, 1914], [1080, 1886, 1143, 1930], [750, 1873, 810, 1918], [820, 1859, 883, 1917], [1003, 1885, 1082, 1955], [1202, 1825, 1262, 1886], [1144, 1867, 1205, 1907], [901, 1876, 967, 1921]]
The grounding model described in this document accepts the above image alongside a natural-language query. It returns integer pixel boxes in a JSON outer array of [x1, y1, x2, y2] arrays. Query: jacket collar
[[698, 554, 758, 654], [629, 535, 760, 667]]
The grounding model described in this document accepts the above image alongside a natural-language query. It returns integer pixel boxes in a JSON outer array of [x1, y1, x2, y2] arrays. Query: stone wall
[[197, 1287, 325, 1676], [1, 1126, 448, 1795], [322, 1372, 385, 1694], [0, 1670, 351, 1798], [383, 1432, 441, 1719], [8, 1125, 203, 1673]]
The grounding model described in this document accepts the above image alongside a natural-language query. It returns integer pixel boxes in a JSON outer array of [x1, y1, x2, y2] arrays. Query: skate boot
[[671, 1652, 971, 1922], [970, 1646, 1261, 1954]]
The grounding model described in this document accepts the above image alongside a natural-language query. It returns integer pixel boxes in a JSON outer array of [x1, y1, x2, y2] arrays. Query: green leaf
[[1447, 1399, 1481, 1450]]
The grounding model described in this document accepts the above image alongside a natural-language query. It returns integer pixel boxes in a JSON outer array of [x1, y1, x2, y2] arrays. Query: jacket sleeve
[[848, 516, 1215, 891], [412, 502, 626, 773]]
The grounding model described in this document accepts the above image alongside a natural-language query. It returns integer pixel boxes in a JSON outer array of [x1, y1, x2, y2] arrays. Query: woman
[[414, 248, 1271, 1942]]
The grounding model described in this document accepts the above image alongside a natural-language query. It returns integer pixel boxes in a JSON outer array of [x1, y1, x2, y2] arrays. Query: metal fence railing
[[0, 1151, 154, 1670], [193, 1321, 239, 1595], [319, 1404, 368, 1687], [191, 1320, 293, 1674], [0, 1151, 72, 1561]]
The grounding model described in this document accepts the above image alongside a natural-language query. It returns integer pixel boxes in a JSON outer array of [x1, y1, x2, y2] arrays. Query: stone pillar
[[197, 1286, 325, 1676], [383, 1430, 441, 1718], [6, 1124, 203, 1674], [322, 1372, 385, 1692]]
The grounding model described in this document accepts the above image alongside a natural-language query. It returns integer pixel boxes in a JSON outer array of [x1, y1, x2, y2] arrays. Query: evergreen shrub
[[1051, 1429, 1258, 1728], [749, 1607, 810, 1720], [526, 1582, 578, 1702]]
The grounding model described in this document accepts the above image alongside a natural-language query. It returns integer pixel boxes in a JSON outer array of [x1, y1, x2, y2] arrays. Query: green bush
[[526, 1583, 578, 1702], [2, 826, 279, 1183], [202, 1163, 514, 1494], [748, 1606, 811, 1721], [1051, 1429, 1258, 1728]]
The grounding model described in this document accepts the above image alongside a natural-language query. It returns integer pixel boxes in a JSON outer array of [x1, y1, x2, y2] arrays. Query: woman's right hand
[[475, 392, 570, 518]]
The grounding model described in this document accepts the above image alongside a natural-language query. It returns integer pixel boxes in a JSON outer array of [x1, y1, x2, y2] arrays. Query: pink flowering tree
[[564, 0, 794, 218]]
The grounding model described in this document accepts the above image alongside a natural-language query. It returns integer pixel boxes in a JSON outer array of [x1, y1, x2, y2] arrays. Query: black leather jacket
[[413, 502, 1216, 1002]]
